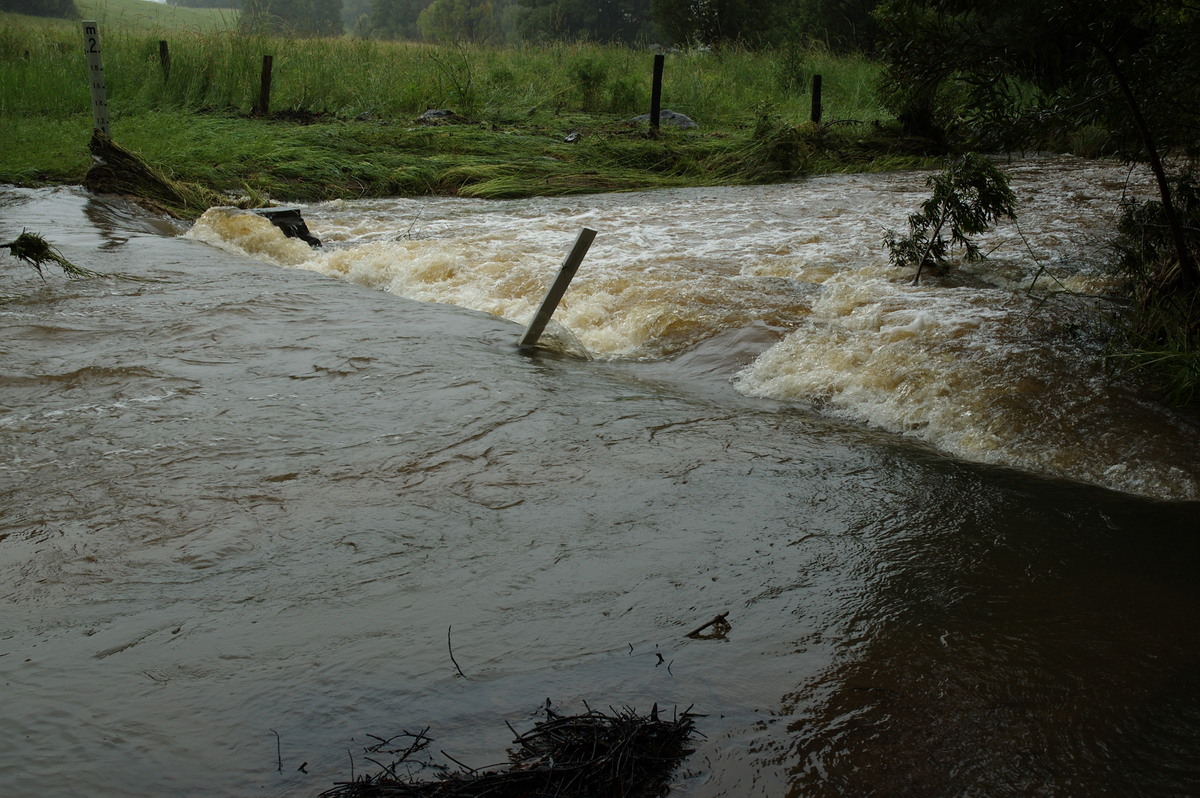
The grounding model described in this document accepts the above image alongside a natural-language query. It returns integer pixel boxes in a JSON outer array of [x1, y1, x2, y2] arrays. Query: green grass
[[0, 2, 923, 209], [78, 0, 238, 33]]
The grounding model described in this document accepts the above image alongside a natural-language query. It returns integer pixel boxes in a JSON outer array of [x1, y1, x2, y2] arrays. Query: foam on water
[[183, 157, 1200, 499]]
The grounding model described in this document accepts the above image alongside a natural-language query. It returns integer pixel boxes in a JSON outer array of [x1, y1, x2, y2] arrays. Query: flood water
[[2, 157, 1199, 797]]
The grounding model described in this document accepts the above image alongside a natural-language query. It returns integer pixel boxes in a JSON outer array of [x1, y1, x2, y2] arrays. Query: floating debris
[[2, 231, 103, 280], [252, 207, 322, 247], [685, 610, 731, 639], [321, 703, 701, 798]]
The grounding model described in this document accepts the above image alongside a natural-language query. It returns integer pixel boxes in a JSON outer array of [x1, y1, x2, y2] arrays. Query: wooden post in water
[[811, 74, 823, 124], [159, 40, 170, 82], [518, 228, 597, 350], [81, 21, 109, 135], [649, 53, 665, 133], [256, 55, 274, 115]]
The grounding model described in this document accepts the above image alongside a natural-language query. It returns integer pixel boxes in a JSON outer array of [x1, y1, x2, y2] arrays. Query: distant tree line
[[166, 0, 240, 8], [0, 0, 876, 51], [0, 0, 77, 17], [366, 0, 883, 49], [240, 0, 344, 35], [141, 1, 892, 48]]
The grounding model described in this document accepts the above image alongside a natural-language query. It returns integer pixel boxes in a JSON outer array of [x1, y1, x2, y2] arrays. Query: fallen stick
[[685, 611, 730, 638], [448, 625, 467, 679]]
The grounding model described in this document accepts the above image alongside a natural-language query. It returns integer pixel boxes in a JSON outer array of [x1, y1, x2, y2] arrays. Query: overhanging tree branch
[[1069, 2, 1199, 289]]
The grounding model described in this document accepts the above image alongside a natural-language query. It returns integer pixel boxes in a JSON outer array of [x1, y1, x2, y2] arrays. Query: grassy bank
[[0, 4, 929, 208]]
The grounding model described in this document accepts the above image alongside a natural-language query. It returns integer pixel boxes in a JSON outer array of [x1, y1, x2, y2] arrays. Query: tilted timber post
[[518, 228, 597, 350], [811, 74, 823, 124]]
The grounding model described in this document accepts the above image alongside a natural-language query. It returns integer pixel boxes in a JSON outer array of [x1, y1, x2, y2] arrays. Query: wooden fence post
[[159, 40, 170, 82], [256, 54, 274, 115], [811, 74, 823, 124], [518, 228, 597, 349], [649, 53, 665, 133]]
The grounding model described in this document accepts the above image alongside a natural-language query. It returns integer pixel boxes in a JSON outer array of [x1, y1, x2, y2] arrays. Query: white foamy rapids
[[185, 195, 823, 358], [734, 273, 1200, 499], [182, 157, 1200, 499]]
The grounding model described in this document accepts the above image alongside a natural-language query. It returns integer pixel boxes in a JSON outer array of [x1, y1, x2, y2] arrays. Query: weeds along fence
[[0, 23, 886, 128]]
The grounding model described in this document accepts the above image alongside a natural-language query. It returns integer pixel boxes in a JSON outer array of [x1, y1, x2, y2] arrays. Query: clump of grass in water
[[2, 230, 104, 280]]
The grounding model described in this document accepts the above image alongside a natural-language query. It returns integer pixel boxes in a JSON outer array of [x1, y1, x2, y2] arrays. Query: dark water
[[2, 183, 1198, 797]]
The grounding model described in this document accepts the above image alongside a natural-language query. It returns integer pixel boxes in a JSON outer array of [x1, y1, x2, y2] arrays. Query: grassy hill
[[76, 0, 238, 32]]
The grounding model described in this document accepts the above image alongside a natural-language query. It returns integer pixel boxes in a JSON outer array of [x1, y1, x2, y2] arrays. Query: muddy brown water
[[2, 160, 1199, 797]]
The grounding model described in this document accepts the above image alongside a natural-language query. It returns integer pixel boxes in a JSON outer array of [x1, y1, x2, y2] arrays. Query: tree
[[342, 0, 371, 34], [885, 154, 1016, 285], [557, 0, 658, 43], [484, 0, 657, 44], [875, 0, 1200, 289], [875, 0, 1200, 402], [240, 0, 344, 35], [369, 0, 432, 38], [792, 0, 882, 53], [417, 0, 497, 42], [650, 0, 782, 47]]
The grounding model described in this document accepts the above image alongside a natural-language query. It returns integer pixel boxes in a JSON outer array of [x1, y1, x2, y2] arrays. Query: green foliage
[[734, 103, 810, 179], [1107, 316, 1200, 406], [1114, 173, 1200, 291], [368, 0, 427, 38], [873, 0, 1200, 373], [364, 0, 877, 47], [366, 0, 656, 44], [650, 0, 783, 47], [568, 54, 607, 112], [240, 0, 343, 36], [789, 0, 882, 53], [605, 73, 641, 115], [418, 0, 495, 42], [885, 153, 1016, 285], [423, 44, 478, 110], [873, 0, 1200, 156], [1106, 169, 1200, 403]]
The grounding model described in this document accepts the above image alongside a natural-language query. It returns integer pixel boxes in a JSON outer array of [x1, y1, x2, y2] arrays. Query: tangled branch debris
[[84, 130, 226, 219], [685, 611, 731, 639], [2, 231, 103, 280], [321, 703, 701, 798]]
